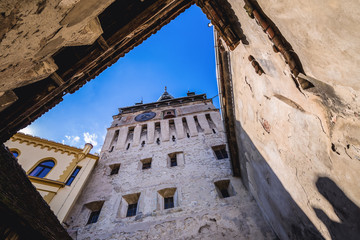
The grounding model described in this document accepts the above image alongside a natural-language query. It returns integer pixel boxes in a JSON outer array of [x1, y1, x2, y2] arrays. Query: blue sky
[[21, 5, 218, 153]]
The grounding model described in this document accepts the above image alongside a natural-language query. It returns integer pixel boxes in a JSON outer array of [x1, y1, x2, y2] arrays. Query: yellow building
[[5, 133, 99, 223]]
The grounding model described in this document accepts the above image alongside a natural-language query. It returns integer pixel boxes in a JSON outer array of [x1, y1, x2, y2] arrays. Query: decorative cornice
[[10, 133, 99, 160]]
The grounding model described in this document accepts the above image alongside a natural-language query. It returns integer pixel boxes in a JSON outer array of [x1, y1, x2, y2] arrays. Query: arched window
[[10, 150, 19, 158], [9, 148, 20, 158], [29, 160, 55, 178]]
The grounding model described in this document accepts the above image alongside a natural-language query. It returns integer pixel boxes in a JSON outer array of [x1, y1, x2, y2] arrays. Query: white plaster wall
[[65, 102, 274, 239]]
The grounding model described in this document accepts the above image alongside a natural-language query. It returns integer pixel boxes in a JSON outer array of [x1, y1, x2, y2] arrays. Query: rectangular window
[[141, 158, 152, 170], [87, 210, 101, 224], [214, 180, 234, 198], [157, 188, 177, 210], [119, 193, 140, 218], [126, 203, 138, 217], [212, 145, 228, 160], [170, 156, 177, 167], [66, 167, 81, 186], [164, 197, 174, 209], [221, 189, 230, 198], [110, 164, 120, 175]]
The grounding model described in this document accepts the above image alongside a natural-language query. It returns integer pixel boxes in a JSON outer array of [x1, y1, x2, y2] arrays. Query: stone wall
[[216, 1, 360, 239], [65, 100, 274, 239]]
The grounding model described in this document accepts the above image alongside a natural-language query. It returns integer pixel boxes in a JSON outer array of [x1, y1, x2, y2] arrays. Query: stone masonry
[[65, 91, 274, 239]]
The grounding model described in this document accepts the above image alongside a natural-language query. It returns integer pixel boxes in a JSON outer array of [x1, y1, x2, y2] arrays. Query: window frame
[[126, 203, 138, 217], [9, 148, 20, 158], [65, 166, 81, 186], [212, 145, 229, 160], [28, 159, 56, 178], [87, 210, 101, 224], [109, 164, 120, 175], [214, 179, 234, 199], [141, 158, 152, 170]]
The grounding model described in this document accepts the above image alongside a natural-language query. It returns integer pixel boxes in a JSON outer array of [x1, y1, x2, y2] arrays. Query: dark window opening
[[164, 197, 174, 209], [213, 146, 228, 160], [212, 129, 216, 134], [155, 122, 161, 133], [126, 203, 137, 217], [170, 156, 177, 167], [110, 164, 120, 175], [172, 135, 176, 142], [163, 109, 176, 119], [141, 141, 145, 147], [142, 159, 152, 170], [187, 132, 190, 138], [29, 160, 55, 178], [109, 146, 114, 152], [214, 180, 234, 199], [87, 210, 101, 224], [126, 143, 130, 150], [66, 167, 81, 186], [11, 151, 19, 158], [156, 138, 160, 145], [221, 189, 230, 198]]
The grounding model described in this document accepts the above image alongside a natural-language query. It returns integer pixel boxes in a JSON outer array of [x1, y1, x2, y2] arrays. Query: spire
[[157, 86, 174, 101]]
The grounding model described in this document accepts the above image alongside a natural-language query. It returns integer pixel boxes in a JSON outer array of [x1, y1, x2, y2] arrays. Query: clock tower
[[64, 89, 274, 239]]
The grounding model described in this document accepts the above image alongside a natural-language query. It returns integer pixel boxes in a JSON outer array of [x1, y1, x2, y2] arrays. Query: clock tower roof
[[157, 86, 174, 101]]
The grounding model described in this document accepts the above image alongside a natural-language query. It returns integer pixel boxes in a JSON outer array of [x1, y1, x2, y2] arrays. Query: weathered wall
[[0, 0, 113, 93], [65, 100, 274, 239], [217, 1, 360, 239]]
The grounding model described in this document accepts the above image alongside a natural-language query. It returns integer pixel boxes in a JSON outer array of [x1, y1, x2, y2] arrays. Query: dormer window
[[163, 109, 176, 119]]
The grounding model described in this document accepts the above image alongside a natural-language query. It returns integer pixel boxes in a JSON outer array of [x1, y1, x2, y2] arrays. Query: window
[[110, 164, 120, 175], [66, 167, 81, 186], [126, 203, 138, 217], [155, 122, 161, 133], [170, 156, 177, 167], [87, 210, 101, 224], [157, 188, 177, 210], [118, 193, 140, 218], [141, 158, 152, 170], [214, 180, 235, 198], [10, 150, 19, 158], [163, 109, 176, 119], [164, 197, 174, 209], [29, 160, 55, 178], [84, 201, 104, 225], [168, 152, 184, 167], [212, 145, 228, 159]]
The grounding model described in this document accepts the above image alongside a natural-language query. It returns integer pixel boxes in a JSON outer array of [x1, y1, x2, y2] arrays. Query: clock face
[[135, 112, 156, 122]]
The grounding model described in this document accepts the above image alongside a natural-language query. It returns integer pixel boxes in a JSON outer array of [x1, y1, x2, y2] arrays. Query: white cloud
[[83, 132, 98, 146], [19, 126, 35, 135], [62, 135, 81, 146]]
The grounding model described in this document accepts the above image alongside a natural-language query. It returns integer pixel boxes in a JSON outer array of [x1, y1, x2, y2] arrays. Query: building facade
[[65, 90, 274, 239], [5, 133, 99, 223]]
